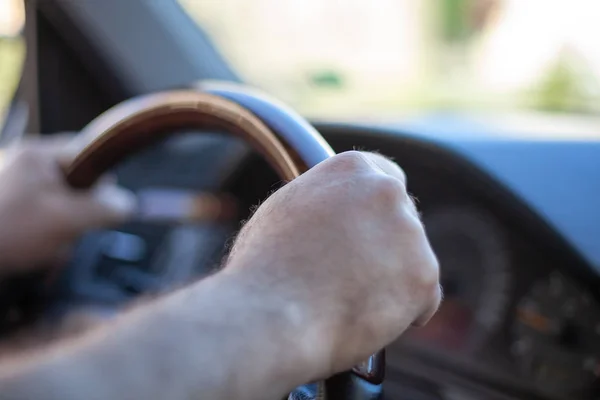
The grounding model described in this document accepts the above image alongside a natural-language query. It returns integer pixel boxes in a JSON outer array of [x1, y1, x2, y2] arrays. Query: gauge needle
[[517, 307, 553, 333]]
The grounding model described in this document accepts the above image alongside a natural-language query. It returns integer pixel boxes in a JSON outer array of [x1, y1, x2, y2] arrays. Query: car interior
[[1, 1, 600, 400]]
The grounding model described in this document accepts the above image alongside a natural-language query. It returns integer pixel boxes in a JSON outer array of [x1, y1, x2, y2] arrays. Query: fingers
[[360, 152, 423, 222], [54, 134, 88, 167], [1, 134, 73, 173], [412, 283, 443, 327], [1, 133, 78, 171], [360, 151, 440, 326], [63, 182, 138, 231], [27, 133, 80, 167], [9, 133, 76, 156], [12, 136, 137, 231]]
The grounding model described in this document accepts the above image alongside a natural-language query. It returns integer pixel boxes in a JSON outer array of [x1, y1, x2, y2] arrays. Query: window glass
[[179, 0, 600, 121], [0, 0, 25, 126]]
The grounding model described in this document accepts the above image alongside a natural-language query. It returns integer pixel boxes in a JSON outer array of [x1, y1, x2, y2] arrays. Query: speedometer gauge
[[512, 272, 600, 398], [408, 207, 511, 352]]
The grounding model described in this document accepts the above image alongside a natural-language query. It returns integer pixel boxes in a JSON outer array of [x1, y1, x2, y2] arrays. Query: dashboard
[[55, 125, 600, 400]]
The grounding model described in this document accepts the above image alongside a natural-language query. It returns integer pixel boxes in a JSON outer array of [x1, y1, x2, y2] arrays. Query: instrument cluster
[[512, 272, 600, 399], [395, 201, 600, 400]]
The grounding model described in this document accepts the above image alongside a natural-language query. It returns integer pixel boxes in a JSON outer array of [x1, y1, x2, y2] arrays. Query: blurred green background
[[0, 38, 24, 118], [178, 0, 600, 119], [0, 0, 24, 125], [2, 0, 600, 125]]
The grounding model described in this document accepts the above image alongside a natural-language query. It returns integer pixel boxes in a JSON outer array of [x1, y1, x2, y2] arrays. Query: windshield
[[179, 0, 600, 121], [0, 0, 25, 126]]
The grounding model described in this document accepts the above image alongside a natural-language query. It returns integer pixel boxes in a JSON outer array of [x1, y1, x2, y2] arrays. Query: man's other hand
[[0, 137, 136, 274]]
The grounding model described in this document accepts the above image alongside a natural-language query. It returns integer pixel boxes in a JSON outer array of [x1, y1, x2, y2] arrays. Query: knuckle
[[400, 209, 424, 236], [362, 152, 407, 183], [370, 175, 409, 207], [12, 146, 50, 173], [416, 251, 441, 293], [325, 151, 370, 174]]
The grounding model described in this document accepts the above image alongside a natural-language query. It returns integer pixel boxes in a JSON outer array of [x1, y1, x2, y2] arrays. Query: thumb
[[66, 183, 138, 231]]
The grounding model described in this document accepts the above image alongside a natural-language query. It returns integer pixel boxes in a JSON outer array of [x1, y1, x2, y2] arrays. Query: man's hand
[[0, 151, 439, 400], [0, 138, 136, 273], [226, 151, 441, 379]]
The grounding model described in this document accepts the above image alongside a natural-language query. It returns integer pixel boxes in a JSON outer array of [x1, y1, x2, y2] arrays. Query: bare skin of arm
[[0, 271, 321, 400], [0, 149, 441, 400]]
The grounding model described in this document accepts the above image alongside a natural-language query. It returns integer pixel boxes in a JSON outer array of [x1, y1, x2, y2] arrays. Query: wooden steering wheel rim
[[63, 82, 382, 400], [64, 90, 309, 188]]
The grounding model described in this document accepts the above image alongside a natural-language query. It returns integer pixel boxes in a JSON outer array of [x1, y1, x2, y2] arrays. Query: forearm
[[0, 271, 315, 400]]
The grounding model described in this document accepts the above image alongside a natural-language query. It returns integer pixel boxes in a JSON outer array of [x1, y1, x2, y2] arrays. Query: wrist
[[117, 267, 326, 400], [202, 268, 325, 394]]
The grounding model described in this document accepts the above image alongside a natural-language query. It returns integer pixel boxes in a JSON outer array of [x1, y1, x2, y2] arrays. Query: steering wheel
[[61, 82, 385, 400]]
